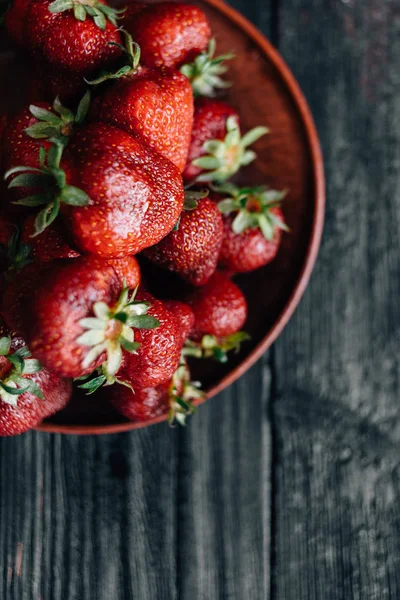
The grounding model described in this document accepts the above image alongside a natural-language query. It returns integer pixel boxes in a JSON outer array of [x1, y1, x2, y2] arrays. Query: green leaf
[[126, 315, 160, 329], [47, 143, 63, 169], [29, 104, 61, 124], [76, 330, 105, 347], [8, 172, 49, 189], [75, 91, 91, 124], [232, 210, 252, 234], [240, 126, 269, 148], [22, 359, 42, 375], [23, 378, 44, 400], [119, 338, 141, 353], [0, 337, 11, 356], [60, 185, 90, 206], [78, 317, 104, 330], [192, 156, 221, 169], [0, 381, 25, 395], [78, 374, 107, 394], [93, 10, 106, 29], [33, 198, 60, 237], [217, 199, 237, 214], [74, 3, 86, 20], [105, 342, 122, 376], [258, 214, 274, 240], [25, 123, 60, 139], [14, 346, 31, 360], [49, 0, 73, 12], [7, 353, 24, 373], [4, 165, 43, 179], [14, 195, 49, 207]]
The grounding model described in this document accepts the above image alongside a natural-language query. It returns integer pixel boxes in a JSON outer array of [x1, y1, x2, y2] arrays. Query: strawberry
[[163, 300, 194, 345], [113, 291, 185, 389], [143, 195, 223, 286], [25, 0, 123, 75], [90, 38, 194, 172], [7, 123, 185, 255], [110, 359, 202, 425], [0, 319, 71, 436], [21, 214, 80, 261], [3, 255, 149, 379], [183, 98, 268, 184], [126, 2, 211, 70], [2, 92, 90, 201], [183, 272, 249, 363], [212, 184, 288, 272]]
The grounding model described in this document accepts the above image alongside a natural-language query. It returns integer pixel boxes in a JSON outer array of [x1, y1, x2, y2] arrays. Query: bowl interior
[[2, 0, 323, 433]]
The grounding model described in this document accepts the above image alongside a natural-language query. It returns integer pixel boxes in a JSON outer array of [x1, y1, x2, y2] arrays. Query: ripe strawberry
[[90, 40, 194, 172], [114, 291, 185, 389], [2, 93, 90, 201], [163, 300, 194, 344], [7, 124, 185, 255], [126, 3, 211, 69], [3, 256, 150, 379], [212, 184, 288, 272], [110, 359, 202, 425], [183, 98, 268, 184], [183, 272, 249, 363], [26, 0, 123, 75], [21, 214, 80, 261], [0, 319, 71, 436], [144, 195, 223, 286]]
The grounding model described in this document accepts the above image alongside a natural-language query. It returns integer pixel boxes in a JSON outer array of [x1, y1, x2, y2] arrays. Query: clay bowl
[[31, 0, 324, 434]]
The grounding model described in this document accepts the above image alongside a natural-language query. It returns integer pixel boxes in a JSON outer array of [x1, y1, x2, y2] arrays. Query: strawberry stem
[[180, 39, 234, 98], [48, 0, 125, 30], [0, 339, 43, 407], [86, 30, 140, 85]]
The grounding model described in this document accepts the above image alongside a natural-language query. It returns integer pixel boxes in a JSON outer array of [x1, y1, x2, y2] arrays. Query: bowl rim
[[36, 0, 325, 435]]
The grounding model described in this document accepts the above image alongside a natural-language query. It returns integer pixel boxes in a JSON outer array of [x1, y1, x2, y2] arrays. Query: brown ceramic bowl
[[34, 0, 324, 434]]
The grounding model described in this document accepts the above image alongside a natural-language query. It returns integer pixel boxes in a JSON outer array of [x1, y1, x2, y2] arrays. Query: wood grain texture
[[0, 428, 179, 600], [272, 0, 400, 597]]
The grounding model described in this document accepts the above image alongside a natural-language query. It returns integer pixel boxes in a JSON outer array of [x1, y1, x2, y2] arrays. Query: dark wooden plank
[[0, 428, 179, 599], [178, 357, 272, 600], [272, 0, 400, 597]]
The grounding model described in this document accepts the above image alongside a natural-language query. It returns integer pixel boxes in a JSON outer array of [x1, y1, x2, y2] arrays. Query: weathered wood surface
[[272, 0, 400, 598], [1, 0, 400, 598]]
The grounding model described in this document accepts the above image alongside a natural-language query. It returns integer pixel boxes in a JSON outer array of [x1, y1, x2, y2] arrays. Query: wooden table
[[1, 0, 400, 597]]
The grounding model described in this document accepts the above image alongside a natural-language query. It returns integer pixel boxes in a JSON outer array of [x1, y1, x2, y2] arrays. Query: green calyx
[[0, 338, 43, 406], [192, 116, 268, 183], [4, 143, 90, 237], [25, 92, 91, 148], [76, 284, 160, 380], [48, 0, 124, 29], [183, 331, 250, 364], [167, 361, 203, 426], [86, 30, 141, 85], [0, 228, 32, 273], [213, 182, 289, 240], [180, 38, 234, 98]]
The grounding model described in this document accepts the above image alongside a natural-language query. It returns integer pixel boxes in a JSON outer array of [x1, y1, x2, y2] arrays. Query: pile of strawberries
[[0, 0, 287, 435]]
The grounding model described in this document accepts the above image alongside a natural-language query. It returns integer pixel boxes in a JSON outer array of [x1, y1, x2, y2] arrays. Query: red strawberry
[[0, 319, 71, 436], [163, 300, 194, 345], [4, 0, 30, 47], [25, 0, 123, 75], [21, 214, 80, 261], [2, 93, 90, 201], [90, 57, 194, 172], [112, 256, 141, 290], [183, 272, 249, 362], [2, 256, 150, 379], [113, 291, 184, 389], [211, 184, 288, 272], [183, 98, 268, 184], [126, 3, 211, 69], [7, 123, 185, 256], [143, 195, 223, 286], [110, 359, 202, 425]]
